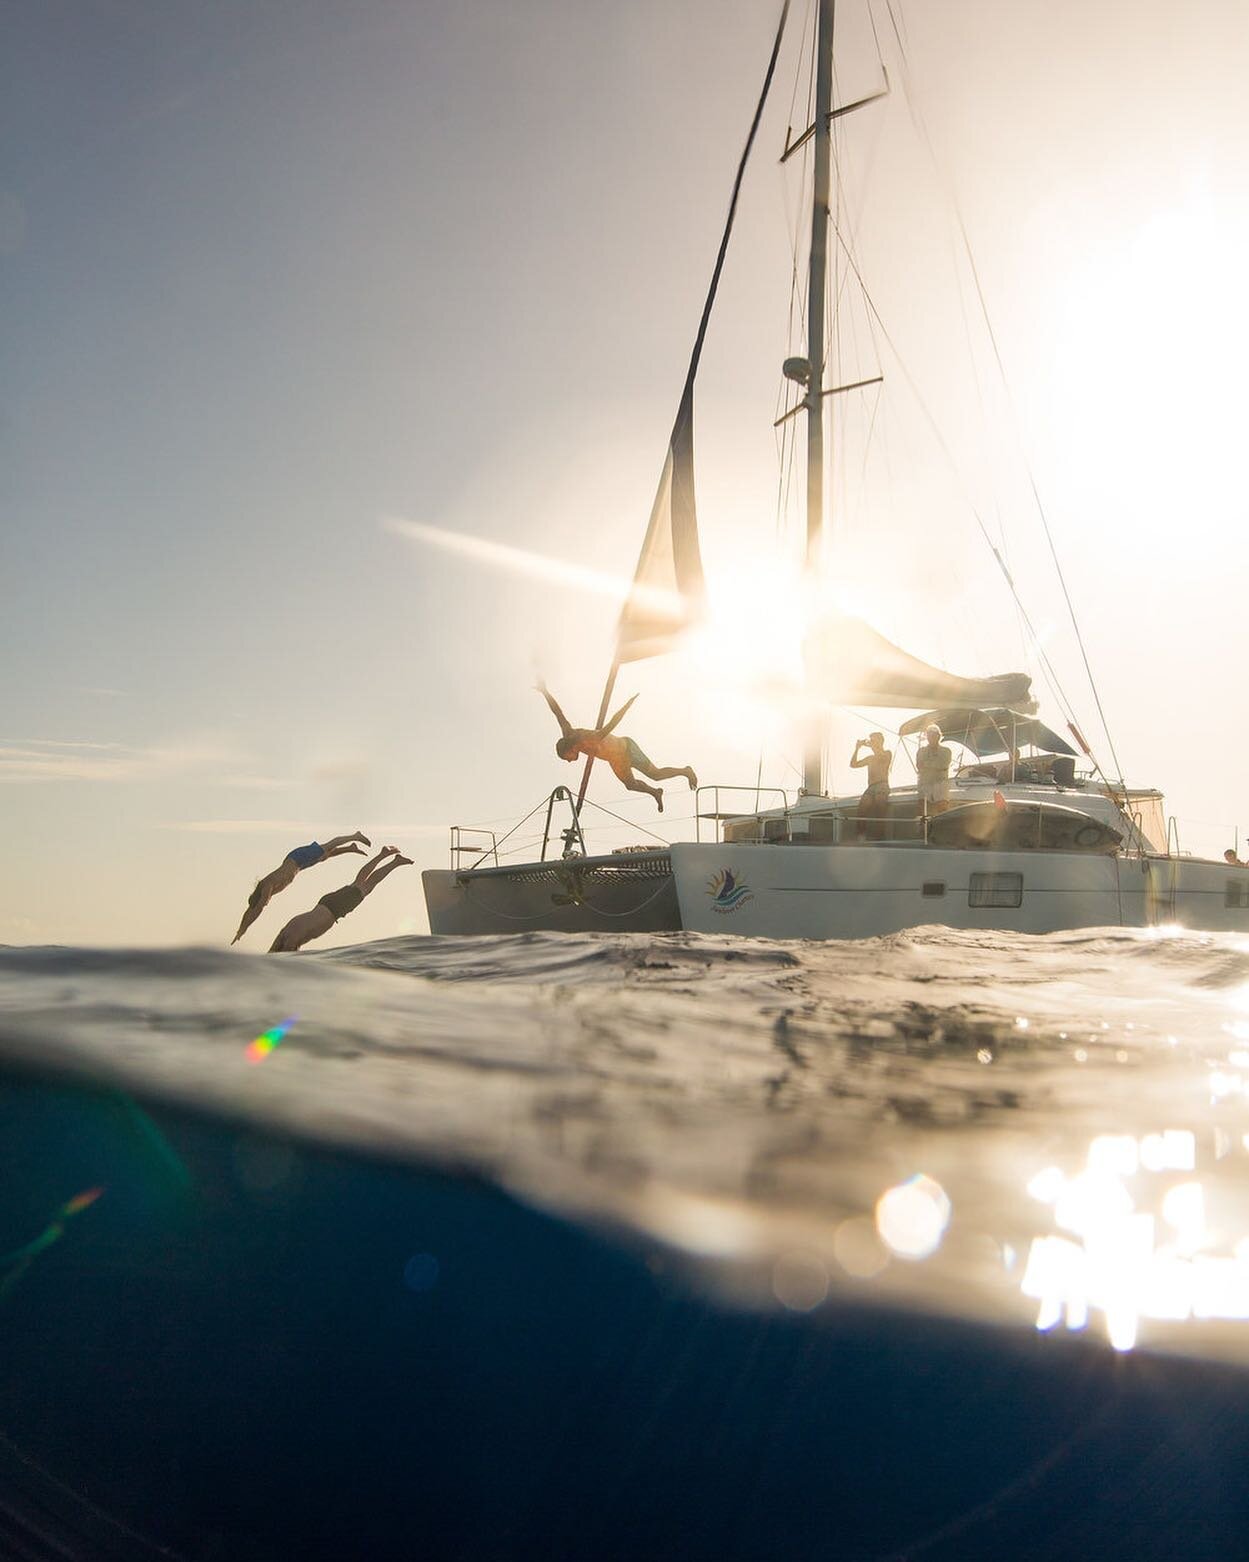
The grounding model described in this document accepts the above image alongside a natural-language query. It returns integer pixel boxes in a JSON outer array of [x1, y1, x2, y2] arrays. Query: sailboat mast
[[802, 0, 835, 798]]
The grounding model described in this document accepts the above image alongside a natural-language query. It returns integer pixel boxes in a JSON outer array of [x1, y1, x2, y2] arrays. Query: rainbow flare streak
[[61, 1187, 105, 1217], [1, 1187, 106, 1301], [246, 1016, 297, 1064]]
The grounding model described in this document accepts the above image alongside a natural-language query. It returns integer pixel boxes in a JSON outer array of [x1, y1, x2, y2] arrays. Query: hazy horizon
[[5, 0, 1249, 948]]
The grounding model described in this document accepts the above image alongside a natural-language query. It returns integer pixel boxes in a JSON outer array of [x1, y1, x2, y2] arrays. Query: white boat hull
[[675, 843, 1249, 936], [425, 844, 1249, 938]]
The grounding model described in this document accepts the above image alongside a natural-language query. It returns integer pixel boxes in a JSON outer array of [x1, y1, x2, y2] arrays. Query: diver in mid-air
[[536, 682, 696, 812], [231, 832, 371, 944], [268, 846, 411, 954]]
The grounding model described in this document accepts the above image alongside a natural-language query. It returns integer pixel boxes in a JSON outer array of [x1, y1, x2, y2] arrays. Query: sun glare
[[1051, 181, 1249, 554], [680, 556, 809, 747]]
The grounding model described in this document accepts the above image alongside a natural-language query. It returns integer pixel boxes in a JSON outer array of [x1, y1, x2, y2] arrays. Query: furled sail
[[611, 2, 789, 668], [807, 612, 1035, 712], [615, 382, 705, 664]]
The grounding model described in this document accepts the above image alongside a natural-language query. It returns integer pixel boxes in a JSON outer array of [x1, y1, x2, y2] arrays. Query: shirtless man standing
[[231, 832, 371, 944], [536, 682, 696, 812], [268, 847, 412, 954], [850, 732, 893, 840]]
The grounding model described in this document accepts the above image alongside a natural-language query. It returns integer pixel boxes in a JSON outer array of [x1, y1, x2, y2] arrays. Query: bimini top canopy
[[898, 707, 1077, 757]]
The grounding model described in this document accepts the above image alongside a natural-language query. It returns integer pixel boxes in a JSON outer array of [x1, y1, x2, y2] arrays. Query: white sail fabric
[[807, 611, 1035, 712], [615, 384, 706, 664], [610, 4, 789, 668]]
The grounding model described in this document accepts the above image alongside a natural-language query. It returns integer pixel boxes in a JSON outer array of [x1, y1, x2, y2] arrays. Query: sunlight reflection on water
[[1021, 1126, 1249, 1352]]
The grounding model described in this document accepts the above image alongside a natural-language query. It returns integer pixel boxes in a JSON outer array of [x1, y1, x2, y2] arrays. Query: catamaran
[[423, 0, 1249, 939]]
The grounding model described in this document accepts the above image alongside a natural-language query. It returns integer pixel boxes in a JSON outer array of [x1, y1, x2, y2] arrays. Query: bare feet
[[393, 855, 413, 867], [684, 767, 698, 789], [650, 785, 664, 813], [347, 844, 367, 856], [352, 831, 371, 846]]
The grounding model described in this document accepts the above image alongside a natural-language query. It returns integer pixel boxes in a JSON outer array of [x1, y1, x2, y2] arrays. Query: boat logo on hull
[[707, 868, 753, 913]]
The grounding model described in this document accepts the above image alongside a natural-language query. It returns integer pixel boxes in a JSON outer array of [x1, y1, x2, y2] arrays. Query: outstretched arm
[[599, 693, 638, 737], [535, 682, 573, 741]]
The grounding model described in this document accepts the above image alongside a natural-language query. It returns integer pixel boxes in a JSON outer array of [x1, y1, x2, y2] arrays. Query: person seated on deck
[[1225, 849, 1245, 866], [915, 724, 953, 817], [535, 682, 696, 813], [996, 747, 1041, 784], [231, 832, 371, 944], [269, 847, 411, 954], [850, 732, 892, 840]]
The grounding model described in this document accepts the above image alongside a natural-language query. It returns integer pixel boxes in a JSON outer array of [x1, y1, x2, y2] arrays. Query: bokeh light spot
[[875, 1175, 951, 1261], [771, 1251, 829, 1312]]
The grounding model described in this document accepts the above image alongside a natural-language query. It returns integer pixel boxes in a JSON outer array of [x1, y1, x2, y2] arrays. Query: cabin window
[[921, 881, 945, 898], [1226, 881, 1249, 909], [969, 872, 1023, 909]]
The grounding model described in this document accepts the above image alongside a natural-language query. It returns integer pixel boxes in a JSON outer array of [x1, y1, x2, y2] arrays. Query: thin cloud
[[0, 748, 140, 783], [157, 820, 321, 835], [0, 736, 246, 785], [0, 737, 135, 750], [158, 819, 446, 837]]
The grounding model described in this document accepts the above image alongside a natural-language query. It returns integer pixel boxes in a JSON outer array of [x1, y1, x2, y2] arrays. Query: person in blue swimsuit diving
[[269, 846, 412, 953], [231, 832, 371, 944]]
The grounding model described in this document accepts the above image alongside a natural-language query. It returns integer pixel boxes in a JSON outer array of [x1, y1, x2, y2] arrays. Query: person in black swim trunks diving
[[535, 682, 697, 812], [268, 846, 412, 953], [231, 832, 372, 944]]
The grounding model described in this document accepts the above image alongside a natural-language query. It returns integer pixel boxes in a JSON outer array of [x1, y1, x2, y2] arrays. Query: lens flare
[[875, 1174, 951, 1260], [246, 1016, 297, 1064], [1, 1187, 106, 1301]]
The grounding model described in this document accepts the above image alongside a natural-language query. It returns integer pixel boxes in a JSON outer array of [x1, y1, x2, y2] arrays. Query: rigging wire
[[879, 0, 1126, 788], [822, 207, 1091, 746]]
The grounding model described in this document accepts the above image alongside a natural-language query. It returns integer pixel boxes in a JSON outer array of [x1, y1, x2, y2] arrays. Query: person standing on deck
[[268, 847, 412, 953], [916, 724, 953, 818], [850, 733, 892, 840], [231, 833, 371, 944], [536, 682, 697, 813]]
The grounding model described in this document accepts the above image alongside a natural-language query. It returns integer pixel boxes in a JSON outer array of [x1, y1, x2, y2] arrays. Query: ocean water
[[3, 927, 1249, 1559]]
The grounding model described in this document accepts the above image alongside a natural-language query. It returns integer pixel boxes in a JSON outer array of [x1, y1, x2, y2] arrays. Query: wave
[[3, 925, 1249, 1363]]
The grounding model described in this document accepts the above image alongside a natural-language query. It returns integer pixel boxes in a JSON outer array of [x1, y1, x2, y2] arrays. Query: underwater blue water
[[3, 928, 1249, 1558]]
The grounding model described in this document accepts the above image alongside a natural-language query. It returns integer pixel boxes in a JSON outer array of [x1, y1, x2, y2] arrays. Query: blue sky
[[5, 0, 1249, 946]]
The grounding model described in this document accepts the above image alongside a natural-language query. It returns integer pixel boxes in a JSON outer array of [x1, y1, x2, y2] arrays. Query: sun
[[674, 555, 810, 747]]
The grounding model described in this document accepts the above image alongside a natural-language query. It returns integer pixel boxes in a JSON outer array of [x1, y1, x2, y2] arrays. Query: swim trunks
[[623, 737, 653, 771], [318, 884, 363, 922], [286, 842, 325, 870]]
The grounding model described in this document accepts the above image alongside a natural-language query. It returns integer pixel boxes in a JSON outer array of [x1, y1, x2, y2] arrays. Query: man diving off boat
[[536, 682, 697, 812], [268, 847, 412, 954], [231, 832, 371, 944]]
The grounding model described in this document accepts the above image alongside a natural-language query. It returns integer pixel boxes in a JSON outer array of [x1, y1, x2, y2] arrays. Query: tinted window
[[969, 872, 1023, 908]]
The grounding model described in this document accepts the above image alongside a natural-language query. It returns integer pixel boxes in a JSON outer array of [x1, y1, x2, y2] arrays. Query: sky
[[4, 0, 1249, 947]]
